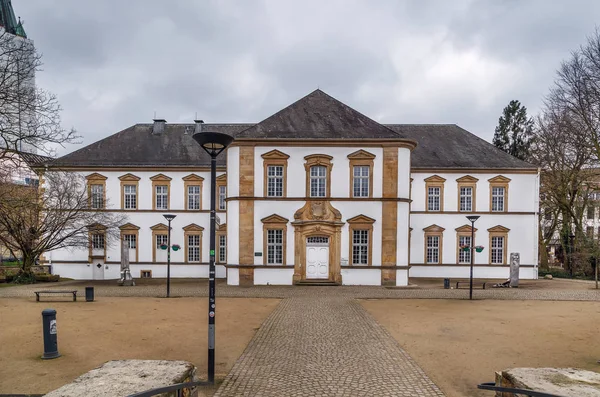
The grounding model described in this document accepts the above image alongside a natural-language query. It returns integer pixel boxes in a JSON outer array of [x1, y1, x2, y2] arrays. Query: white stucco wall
[[254, 268, 294, 285], [410, 265, 536, 279]]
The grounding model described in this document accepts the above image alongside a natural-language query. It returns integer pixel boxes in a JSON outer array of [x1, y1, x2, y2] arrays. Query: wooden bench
[[455, 280, 488, 290], [35, 290, 77, 302]]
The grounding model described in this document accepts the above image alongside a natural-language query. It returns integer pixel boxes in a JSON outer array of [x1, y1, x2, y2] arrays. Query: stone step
[[295, 280, 340, 286]]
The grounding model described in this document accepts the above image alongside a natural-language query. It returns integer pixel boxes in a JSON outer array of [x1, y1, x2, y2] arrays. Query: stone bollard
[[42, 308, 60, 359], [509, 253, 520, 287]]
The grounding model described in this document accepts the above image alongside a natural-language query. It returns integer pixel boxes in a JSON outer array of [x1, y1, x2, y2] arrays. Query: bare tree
[[0, 29, 78, 159], [0, 171, 125, 282]]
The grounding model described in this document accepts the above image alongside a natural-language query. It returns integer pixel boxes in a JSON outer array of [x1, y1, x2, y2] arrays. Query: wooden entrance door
[[306, 237, 329, 279]]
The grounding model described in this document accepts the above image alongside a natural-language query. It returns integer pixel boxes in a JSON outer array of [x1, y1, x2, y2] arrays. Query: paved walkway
[[215, 296, 444, 397]]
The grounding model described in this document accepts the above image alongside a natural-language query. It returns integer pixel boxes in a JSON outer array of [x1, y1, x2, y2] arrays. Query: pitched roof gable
[[235, 89, 402, 140]]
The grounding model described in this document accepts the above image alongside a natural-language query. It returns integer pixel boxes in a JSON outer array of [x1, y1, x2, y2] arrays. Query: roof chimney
[[152, 119, 166, 134], [194, 119, 204, 135]]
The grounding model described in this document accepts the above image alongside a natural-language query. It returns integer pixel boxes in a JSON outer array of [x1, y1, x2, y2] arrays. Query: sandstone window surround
[[456, 175, 478, 212], [88, 223, 107, 261], [347, 150, 375, 198], [424, 175, 446, 212], [86, 173, 107, 210], [423, 224, 445, 264], [262, 149, 289, 198], [489, 175, 511, 212], [119, 222, 140, 263], [150, 223, 169, 263], [217, 224, 227, 263], [304, 154, 333, 198], [119, 173, 140, 210], [183, 224, 204, 263], [347, 215, 375, 266], [488, 225, 510, 264], [150, 174, 172, 211], [216, 174, 227, 211], [261, 214, 289, 265], [183, 174, 204, 210], [455, 224, 477, 264]]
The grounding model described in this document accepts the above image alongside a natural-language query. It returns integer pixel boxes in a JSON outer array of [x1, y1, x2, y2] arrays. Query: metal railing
[[126, 380, 212, 397], [478, 382, 565, 397]]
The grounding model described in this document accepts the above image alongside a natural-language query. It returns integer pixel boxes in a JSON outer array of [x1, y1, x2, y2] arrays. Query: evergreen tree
[[492, 100, 534, 160]]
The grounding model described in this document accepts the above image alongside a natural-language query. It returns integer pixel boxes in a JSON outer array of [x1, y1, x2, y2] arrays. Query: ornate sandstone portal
[[291, 201, 344, 284]]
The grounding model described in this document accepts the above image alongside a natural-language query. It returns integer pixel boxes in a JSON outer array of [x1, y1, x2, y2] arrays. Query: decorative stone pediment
[[294, 201, 342, 222], [261, 214, 289, 224], [150, 173, 172, 181], [88, 223, 107, 231], [347, 149, 376, 160], [118, 173, 140, 181], [424, 175, 446, 183], [119, 223, 140, 231], [182, 174, 204, 181], [423, 224, 445, 232], [455, 224, 477, 233], [150, 223, 169, 231], [303, 154, 333, 171], [456, 175, 479, 183], [346, 214, 376, 224], [218, 223, 227, 232], [183, 223, 204, 232], [216, 174, 227, 181], [488, 175, 511, 183], [85, 173, 107, 181], [261, 149, 290, 160], [488, 225, 510, 233]]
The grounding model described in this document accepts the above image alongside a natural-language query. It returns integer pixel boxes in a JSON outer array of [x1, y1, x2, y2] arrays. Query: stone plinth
[[45, 360, 199, 397], [495, 367, 600, 397]]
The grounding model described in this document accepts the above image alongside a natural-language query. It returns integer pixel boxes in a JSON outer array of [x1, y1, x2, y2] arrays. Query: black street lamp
[[163, 214, 176, 298], [466, 215, 480, 300], [192, 126, 234, 384]]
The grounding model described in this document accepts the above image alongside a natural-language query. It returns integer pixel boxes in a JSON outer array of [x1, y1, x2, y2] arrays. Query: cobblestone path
[[214, 297, 445, 397]]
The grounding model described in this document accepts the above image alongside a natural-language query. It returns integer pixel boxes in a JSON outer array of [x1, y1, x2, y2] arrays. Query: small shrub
[[35, 274, 60, 282]]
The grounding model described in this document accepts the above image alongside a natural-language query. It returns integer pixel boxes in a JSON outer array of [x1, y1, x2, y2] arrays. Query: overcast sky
[[14, 0, 600, 155]]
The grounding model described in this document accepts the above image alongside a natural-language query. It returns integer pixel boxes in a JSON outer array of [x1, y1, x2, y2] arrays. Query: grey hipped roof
[[234, 89, 402, 139], [385, 124, 537, 169]]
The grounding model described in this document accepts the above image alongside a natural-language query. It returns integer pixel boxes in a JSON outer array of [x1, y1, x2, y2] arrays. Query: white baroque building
[[48, 90, 540, 285]]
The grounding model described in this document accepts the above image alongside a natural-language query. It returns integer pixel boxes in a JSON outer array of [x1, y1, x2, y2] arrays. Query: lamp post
[[466, 215, 480, 300], [192, 127, 234, 384], [163, 214, 176, 298]]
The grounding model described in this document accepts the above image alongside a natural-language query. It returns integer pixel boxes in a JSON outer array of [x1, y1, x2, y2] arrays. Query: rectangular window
[[588, 206, 595, 220], [156, 234, 168, 249], [352, 230, 369, 265], [188, 235, 200, 262], [544, 209, 552, 221], [219, 185, 226, 210], [587, 226, 594, 239], [92, 233, 105, 249], [426, 235, 440, 264], [124, 234, 136, 249], [188, 185, 200, 210], [459, 187, 472, 212], [267, 165, 284, 197], [491, 187, 505, 212], [427, 187, 441, 211], [491, 236, 504, 264], [141, 270, 152, 278], [219, 235, 227, 263], [90, 184, 104, 209], [352, 166, 370, 197], [156, 185, 168, 210], [310, 166, 327, 197], [124, 185, 137, 209], [458, 235, 471, 264], [267, 229, 283, 264]]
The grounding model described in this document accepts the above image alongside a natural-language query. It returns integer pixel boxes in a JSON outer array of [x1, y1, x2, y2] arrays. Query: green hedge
[[539, 268, 592, 280], [4, 274, 60, 283]]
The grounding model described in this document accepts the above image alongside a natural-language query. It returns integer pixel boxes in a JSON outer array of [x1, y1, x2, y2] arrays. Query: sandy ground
[[362, 299, 600, 397], [0, 297, 279, 395]]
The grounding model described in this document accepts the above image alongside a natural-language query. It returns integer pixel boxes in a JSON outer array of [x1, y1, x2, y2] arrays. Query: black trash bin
[[443, 278, 450, 289], [85, 287, 94, 302]]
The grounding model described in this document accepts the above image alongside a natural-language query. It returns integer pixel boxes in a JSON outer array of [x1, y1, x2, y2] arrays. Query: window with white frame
[[92, 233, 105, 249], [427, 187, 441, 211], [310, 166, 327, 197], [459, 187, 473, 212], [156, 234, 168, 249], [188, 235, 200, 262], [156, 185, 168, 210], [267, 165, 284, 197], [491, 187, 505, 212], [426, 235, 440, 263], [352, 230, 369, 265], [90, 184, 104, 209], [124, 185, 137, 209], [219, 235, 226, 263], [267, 229, 283, 264], [352, 166, 369, 197], [188, 185, 200, 210], [219, 185, 226, 210], [124, 234, 136, 249], [458, 235, 471, 264], [491, 236, 504, 264]]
